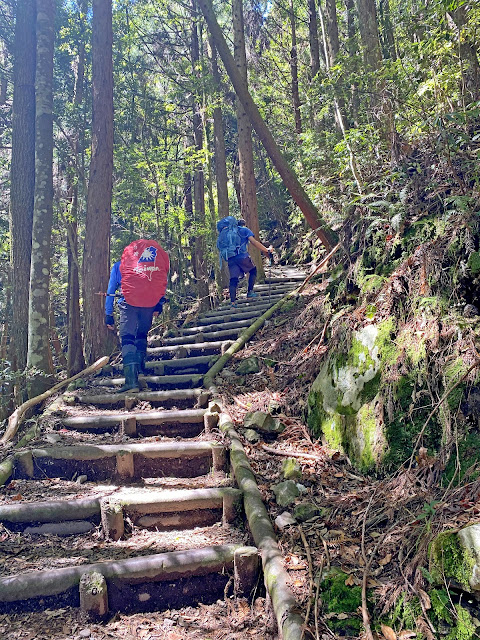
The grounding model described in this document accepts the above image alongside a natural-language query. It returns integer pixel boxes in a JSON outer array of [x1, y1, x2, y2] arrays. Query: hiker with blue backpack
[[105, 239, 170, 392], [216, 216, 273, 306]]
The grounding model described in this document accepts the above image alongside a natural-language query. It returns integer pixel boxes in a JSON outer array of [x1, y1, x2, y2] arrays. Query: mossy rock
[[293, 502, 322, 522], [244, 411, 285, 435], [281, 457, 302, 480], [236, 357, 260, 375], [307, 322, 390, 470], [429, 530, 476, 591], [272, 480, 300, 507]]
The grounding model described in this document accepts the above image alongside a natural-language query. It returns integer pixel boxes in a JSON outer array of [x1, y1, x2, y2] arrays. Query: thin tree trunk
[[26, 0, 55, 394], [208, 37, 229, 220], [191, 0, 210, 310], [345, 0, 360, 124], [67, 209, 85, 375], [289, 0, 302, 136], [83, 0, 114, 364], [67, 0, 86, 376], [355, 0, 382, 71], [9, 0, 36, 372], [379, 0, 397, 61], [318, 1, 363, 192], [308, 0, 321, 80], [447, 5, 480, 102], [196, 0, 336, 250], [232, 0, 264, 279]]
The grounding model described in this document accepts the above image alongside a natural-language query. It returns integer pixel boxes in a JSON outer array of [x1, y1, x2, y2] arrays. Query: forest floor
[[1, 281, 477, 639]]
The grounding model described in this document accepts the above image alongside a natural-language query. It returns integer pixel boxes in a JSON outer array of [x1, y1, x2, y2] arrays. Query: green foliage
[[388, 593, 422, 631]]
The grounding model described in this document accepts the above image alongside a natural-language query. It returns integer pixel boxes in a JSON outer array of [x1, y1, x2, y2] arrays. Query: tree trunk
[[355, 0, 382, 71], [232, 0, 264, 278], [9, 0, 36, 372], [319, 0, 363, 191], [191, 0, 210, 310], [26, 0, 55, 393], [67, 0, 86, 376], [196, 0, 336, 250], [379, 0, 397, 61], [308, 0, 321, 80], [289, 0, 302, 136], [208, 37, 229, 220], [448, 5, 480, 102], [67, 211, 85, 375], [345, 0, 360, 124], [83, 0, 114, 364]]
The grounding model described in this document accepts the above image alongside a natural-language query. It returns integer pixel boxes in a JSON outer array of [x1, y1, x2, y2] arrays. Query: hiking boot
[[135, 338, 148, 374], [119, 353, 139, 393], [247, 291, 257, 298], [230, 302, 238, 308]]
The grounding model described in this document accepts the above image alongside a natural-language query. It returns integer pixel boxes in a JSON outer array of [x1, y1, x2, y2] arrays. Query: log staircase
[[0, 266, 306, 636]]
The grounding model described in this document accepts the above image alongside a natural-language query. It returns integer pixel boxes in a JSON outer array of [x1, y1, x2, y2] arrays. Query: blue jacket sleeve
[[105, 262, 121, 315]]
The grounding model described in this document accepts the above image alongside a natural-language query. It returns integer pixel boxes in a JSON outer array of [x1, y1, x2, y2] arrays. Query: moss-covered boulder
[[307, 323, 389, 470], [429, 529, 477, 592]]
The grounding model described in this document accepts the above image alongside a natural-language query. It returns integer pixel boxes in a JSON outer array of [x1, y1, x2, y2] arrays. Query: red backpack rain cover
[[120, 239, 169, 308]]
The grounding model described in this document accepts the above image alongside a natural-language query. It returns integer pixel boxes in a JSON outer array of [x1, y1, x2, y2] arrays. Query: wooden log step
[[147, 341, 230, 357], [76, 388, 210, 409], [0, 497, 101, 524], [120, 486, 242, 529], [92, 373, 204, 389], [199, 301, 273, 320], [111, 356, 215, 375], [0, 488, 242, 533], [15, 441, 226, 481], [195, 310, 262, 326], [0, 544, 259, 613], [178, 322, 246, 337], [263, 275, 304, 283], [60, 408, 208, 438], [145, 355, 216, 374]]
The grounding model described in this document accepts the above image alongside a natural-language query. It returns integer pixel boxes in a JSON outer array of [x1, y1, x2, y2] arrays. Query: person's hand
[[105, 315, 115, 330]]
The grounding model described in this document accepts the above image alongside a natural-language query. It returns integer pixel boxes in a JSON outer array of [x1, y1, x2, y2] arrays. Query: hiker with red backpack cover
[[105, 239, 170, 392], [216, 216, 273, 306]]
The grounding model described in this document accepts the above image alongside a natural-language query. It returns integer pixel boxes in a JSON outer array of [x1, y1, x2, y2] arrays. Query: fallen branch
[[262, 445, 324, 462], [1, 356, 109, 445]]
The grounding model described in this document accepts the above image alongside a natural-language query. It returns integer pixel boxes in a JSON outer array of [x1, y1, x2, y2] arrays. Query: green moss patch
[[429, 531, 475, 590], [321, 568, 362, 633]]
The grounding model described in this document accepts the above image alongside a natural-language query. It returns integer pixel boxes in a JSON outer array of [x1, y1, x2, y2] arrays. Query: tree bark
[[9, 0, 36, 372], [289, 0, 302, 136], [83, 0, 114, 364], [379, 0, 397, 61], [308, 0, 321, 80], [191, 0, 210, 310], [67, 1, 87, 376], [448, 4, 480, 102], [196, 0, 336, 250], [355, 0, 382, 71], [208, 37, 230, 220], [26, 0, 55, 390], [232, 0, 263, 278]]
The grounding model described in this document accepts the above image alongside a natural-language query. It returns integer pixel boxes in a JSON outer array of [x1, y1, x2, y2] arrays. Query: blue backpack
[[216, 216, 242, 265]]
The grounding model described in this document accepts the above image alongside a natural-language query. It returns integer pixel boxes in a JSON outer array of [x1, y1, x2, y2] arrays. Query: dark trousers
[[227, 255, 257, 302], [118, 300, 155, 359]]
